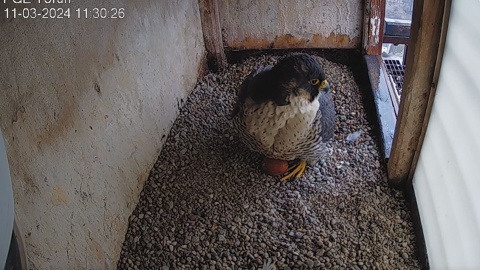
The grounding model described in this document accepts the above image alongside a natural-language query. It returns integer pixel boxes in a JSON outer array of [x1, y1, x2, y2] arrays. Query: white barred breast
[[242, 95, 320, 159]]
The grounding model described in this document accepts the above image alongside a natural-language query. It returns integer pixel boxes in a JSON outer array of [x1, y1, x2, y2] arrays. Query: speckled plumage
[[231, 53, 336, 164]]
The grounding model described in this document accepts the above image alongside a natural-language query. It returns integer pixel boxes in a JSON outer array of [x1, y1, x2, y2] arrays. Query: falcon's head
[[268, 53, 330, 106]]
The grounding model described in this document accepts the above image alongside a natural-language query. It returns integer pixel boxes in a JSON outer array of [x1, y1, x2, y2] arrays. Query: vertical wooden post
[[198, 0, 227, 72], [363, 0, 386, 55], [407, 0, 452, 182], [387, 0, 448, 186]]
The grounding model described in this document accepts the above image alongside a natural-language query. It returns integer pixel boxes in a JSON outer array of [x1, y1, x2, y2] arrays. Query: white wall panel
[[413, 1, 480, 269]]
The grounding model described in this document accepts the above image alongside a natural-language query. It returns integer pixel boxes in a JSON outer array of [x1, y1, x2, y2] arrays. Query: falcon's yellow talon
[[280, 160, 307, 181]]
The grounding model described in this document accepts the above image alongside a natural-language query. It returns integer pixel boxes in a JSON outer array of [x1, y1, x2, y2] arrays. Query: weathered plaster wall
[[0, 1, 205, 269], [218, 0, 363, 49]]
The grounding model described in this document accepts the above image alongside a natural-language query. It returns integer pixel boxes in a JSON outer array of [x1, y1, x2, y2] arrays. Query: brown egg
[[262, 157, 289, 176]]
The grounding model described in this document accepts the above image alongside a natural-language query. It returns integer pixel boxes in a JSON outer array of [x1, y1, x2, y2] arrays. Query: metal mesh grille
[[384, 59, 406, 96]]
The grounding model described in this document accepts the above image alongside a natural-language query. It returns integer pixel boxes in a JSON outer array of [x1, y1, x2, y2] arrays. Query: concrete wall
[[218, 0, 363, 49], [0, 1, 205, 269]]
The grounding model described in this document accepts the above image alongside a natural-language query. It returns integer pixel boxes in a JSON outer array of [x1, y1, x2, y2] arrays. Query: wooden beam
[[383, 36, 409, 46], [407, 0, 452, 182], [385, 18, 411, 38], [363, 0, 386, 55], [198, 0, 227, 71], [387, 0, 449, 186]]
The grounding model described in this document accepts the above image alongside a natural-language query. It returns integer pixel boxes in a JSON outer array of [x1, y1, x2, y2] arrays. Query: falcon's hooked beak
[[319, 80, 330, 93]]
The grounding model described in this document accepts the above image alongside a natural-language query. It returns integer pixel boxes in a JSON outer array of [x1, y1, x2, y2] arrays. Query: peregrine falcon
[[230, 53, 336, 181]]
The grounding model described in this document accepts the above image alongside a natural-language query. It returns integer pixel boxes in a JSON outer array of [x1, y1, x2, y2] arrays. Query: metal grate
[[383, 59, 406, 96]]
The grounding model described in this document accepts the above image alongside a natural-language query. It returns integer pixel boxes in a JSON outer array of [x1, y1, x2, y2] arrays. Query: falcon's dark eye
[[309, 79, 320, 85]]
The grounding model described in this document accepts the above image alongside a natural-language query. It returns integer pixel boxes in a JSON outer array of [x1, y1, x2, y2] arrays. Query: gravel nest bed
[[117, 53, 420, 270]]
